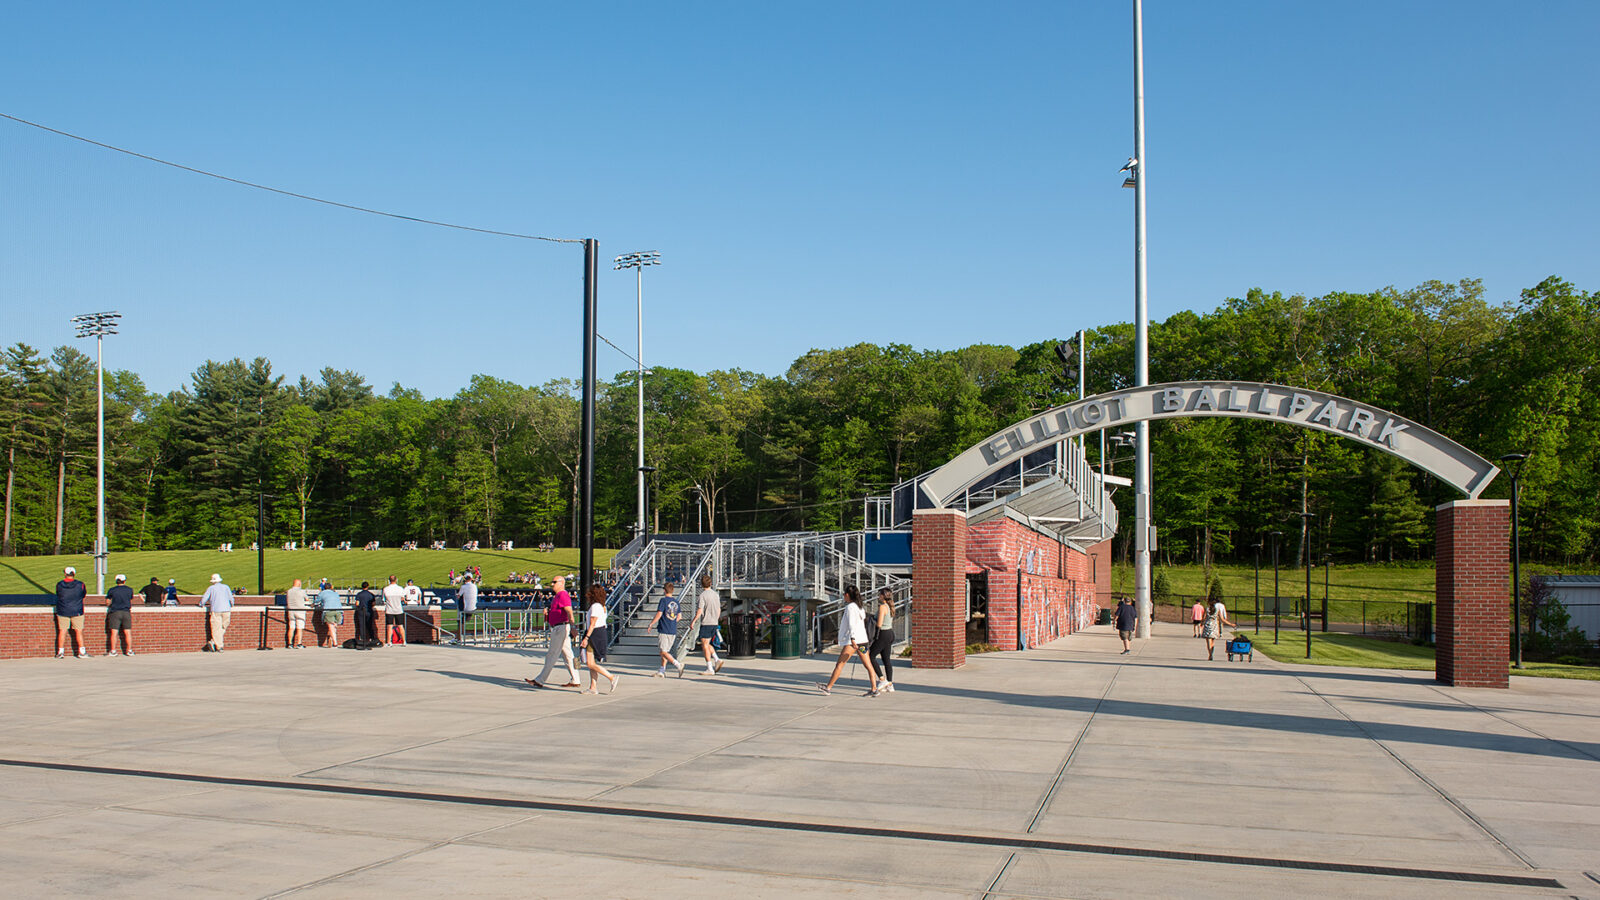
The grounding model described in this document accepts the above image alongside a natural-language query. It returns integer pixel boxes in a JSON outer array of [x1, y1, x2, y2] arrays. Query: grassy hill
[[0, 547, 616, 596]]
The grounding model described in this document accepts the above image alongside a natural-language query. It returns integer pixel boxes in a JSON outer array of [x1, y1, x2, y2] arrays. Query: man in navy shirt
[[106, 574, 136, 656], [1114, 595, 1138, 654], [54, 566, 89, 658], [646, 582, 685, 678]]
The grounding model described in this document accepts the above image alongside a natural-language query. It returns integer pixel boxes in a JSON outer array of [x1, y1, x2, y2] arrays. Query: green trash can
[[772, 607, 803, 659], [1096, 607, 1113, 626]]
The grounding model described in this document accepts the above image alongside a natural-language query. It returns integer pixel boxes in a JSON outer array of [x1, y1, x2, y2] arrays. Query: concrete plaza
[[1, 621, 1597, 898]]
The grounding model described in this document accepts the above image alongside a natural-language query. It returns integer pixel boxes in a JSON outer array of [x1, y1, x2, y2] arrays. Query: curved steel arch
[[920, 381, 1499, 507]]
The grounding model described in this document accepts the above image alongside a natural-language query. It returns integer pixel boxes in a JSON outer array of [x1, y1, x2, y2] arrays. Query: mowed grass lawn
[[1238, 630, 1600, 681], [0, 547, 616, 596]]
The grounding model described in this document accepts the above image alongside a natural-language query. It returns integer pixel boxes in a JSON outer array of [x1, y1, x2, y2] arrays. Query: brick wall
[[968, 518, 1097, 651], [911, 509, 967, 669], [1435, 500, 1509, 689], [0, 601, 442, 659]]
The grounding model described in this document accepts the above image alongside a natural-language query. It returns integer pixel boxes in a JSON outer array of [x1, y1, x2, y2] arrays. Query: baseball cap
[[168, 578, 176, 585], [64, 565, 77, 575], [115, 574, 126, 583]]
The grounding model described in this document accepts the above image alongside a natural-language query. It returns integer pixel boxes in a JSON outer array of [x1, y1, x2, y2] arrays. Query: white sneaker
[[107, 650, 119, 656], [883, 682, 894, 692], [55, 649, 64, 658], [76, 649, 88, 658]]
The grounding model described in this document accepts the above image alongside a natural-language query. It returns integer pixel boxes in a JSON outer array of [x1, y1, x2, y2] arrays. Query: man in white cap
[[54, 566, 88, 658], [199, 573, 235, 652], [105, 574, 136, 655]]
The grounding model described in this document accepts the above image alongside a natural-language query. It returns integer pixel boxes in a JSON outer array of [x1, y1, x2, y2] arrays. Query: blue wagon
[[1226, 637, 1253, 662]]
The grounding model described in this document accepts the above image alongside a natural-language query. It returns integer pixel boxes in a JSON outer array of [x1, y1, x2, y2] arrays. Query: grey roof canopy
[[920, 381, 1499, 508]]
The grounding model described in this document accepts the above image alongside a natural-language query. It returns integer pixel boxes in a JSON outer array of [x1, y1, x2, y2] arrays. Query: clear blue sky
[[3, 1, 1596, 399]]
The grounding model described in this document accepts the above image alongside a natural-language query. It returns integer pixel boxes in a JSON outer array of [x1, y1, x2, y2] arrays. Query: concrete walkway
[[1, 622, 1596, 898]]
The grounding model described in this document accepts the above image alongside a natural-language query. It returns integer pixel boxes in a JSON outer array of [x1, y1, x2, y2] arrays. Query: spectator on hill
[[106, 574, 136, 656], [382, 575, 407, 645], [140, 576, 163, 606], [199, 573, 235, 652], [164, 579, 179, 605], [354, 581, 378, 645], [54, 566, 88, 659], [285, 578, 309, 648], [316, 579, 343, 646]]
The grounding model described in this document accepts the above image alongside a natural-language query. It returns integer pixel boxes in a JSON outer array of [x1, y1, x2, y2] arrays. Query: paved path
[[1, 622, 1597, 898]]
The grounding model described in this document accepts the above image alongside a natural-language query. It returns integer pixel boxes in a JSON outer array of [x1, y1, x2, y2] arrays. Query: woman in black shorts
[[579, 584, 620, 694]]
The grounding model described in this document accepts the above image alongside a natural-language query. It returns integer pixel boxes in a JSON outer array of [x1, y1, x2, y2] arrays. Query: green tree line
[[2, 276, 1594, 565]]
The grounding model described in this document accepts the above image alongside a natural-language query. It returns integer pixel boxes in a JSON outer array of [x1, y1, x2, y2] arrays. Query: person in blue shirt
[[199, 573, 235, 652], [315, 579, 344, 647], [1114, 595, 1138, 654], [54, 566, 89, 658], [646, 581, 685, 677], [163, 579, 179, 605]]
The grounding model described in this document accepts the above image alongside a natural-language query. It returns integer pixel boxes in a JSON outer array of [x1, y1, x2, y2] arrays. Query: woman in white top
[[578, 585, 620, 694], [816, 585, 880, 697], [1201, 597, 1235, 661]]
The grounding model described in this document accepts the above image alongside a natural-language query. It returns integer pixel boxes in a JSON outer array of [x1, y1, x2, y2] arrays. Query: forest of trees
[[2, 276, 1595, 567]]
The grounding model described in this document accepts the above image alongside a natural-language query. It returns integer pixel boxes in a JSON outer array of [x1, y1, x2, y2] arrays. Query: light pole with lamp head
[[638, 465, 657, 538], [72, 311, 120, 596], [614, 251, 660, 543], [691, 485, 705, 534], [1498, 452, 1529, 668]]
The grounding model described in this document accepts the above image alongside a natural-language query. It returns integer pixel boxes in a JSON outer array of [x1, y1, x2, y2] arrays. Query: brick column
[[1435, 499, 1509, 688], [912, 508, 967, 669]]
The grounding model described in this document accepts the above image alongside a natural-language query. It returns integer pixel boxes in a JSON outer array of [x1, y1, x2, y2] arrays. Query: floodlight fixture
[[72, 311, 121, 595], [614, 252, 662, 538]]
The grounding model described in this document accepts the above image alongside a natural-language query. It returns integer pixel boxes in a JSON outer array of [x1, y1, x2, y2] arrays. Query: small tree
[[1207, 574, 1226, 607], [1152, 569, 1172, 609]]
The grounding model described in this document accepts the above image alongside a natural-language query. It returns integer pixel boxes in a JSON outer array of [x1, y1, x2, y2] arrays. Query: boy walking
[[646, 582, 685, 677]]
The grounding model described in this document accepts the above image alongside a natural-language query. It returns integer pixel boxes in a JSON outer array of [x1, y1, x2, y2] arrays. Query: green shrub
[[1153, 570, 1172, 606]]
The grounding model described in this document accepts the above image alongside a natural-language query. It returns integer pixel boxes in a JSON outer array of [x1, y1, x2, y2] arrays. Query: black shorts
[[698, 624, 720, 641], [587, 627, 608, 662], [106, 610, 132, 630]]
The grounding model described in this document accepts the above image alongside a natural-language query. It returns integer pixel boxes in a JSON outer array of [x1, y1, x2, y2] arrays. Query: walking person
[[578, 584, 619, 694], [1115, 595, 1137, 654], [316, 579, 344, 647], [690, 574, 725, 675], [54, 566, 89, 658], [817, 585, 880, 696], [285, 578, 309, 648], [105, 574, 135, 656], [382, 575, 407, 646], [1201, 594, 1235, 661], [868, 587, 896, 692], [199, 573, 235, 652], [646, 582, 686, 678], [1191, 599, 1206, 637], [526, 575, 580, 688]]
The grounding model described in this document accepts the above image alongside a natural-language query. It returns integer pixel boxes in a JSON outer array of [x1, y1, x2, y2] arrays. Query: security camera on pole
[[71, 311, 120, 597]]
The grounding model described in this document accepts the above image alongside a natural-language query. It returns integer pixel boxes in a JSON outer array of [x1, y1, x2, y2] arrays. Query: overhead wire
[[0, 112, 582, 244]]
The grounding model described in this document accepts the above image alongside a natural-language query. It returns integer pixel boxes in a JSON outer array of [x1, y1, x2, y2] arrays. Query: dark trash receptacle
[[772, 608, 803, 659], [726, 613, 757, 659], [1415, 602, 1434, 643], [1096, 607, 1113, 626]]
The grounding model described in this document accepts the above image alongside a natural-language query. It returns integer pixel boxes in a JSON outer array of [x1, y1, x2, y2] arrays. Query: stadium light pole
[[1125, 0, 1154, 639], [614, 251, 661, 544], [72, 311, 120, 596], [1270, 530, 1283, 644], [1499, 452, 1529, 669]]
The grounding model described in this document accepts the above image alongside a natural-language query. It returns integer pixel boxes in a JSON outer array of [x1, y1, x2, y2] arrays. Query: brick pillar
[[1435, 499, 1509, 689], [912, 508, 967, 669]]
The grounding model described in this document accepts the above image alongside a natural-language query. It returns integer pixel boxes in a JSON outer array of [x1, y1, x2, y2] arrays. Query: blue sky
[[3, 1, 1596, 399]]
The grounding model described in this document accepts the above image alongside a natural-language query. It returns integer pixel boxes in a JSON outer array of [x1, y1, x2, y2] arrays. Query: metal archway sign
[[920, 381, 1499, 506]]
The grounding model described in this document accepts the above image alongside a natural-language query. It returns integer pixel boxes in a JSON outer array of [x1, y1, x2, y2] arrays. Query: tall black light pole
[[1270, 531, 1283, 644], [1301, 512, 1315, 659], [1252, 541, 1262, 633], [257, 492, 267, 595], [579, 240, 598, 599], [1499, 452, 1529, 669]]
